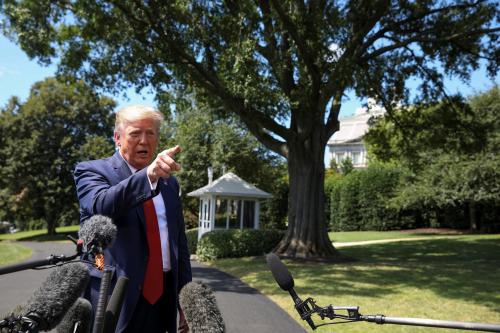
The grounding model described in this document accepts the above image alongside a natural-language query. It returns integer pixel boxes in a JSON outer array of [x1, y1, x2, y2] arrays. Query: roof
[[328, 102, 385, 145], [187, 172, 273, 199]]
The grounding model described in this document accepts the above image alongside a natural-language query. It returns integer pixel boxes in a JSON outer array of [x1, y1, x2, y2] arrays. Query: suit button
[[138, 285, 142, 291]]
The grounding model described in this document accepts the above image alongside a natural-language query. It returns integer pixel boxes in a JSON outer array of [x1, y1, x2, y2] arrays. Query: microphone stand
[[0, 236, 83, 275], [92, 267, 112, 333], [294, 296, 500, 332]]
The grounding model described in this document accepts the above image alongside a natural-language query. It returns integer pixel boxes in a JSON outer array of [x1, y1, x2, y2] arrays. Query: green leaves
[[0, 77, 115, 232], [366, 87, 500, 230]]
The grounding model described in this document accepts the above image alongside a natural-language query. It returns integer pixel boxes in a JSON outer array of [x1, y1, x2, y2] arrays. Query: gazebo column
[[209, 195, 216, 232]]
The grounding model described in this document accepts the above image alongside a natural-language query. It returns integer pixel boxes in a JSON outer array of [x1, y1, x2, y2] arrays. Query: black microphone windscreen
[[56, 298, 92, 333], [23, 262, 90, 331], [266, 253, 294, 291], [179, 282, 225, 333], [103, 276, 129, 333], [78, 215, 117, 252]]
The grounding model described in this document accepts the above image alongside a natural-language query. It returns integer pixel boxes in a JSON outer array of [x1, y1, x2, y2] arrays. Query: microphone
[[2, 262, 90, 332], [56, 298, 92, 333], [78, 215, 117, 270], [78, 215, 118, 333], [103, 276, 129, 333], [179, 282, 225, 333], [78, 214, 117, 256], [266, 253, 316, 330]]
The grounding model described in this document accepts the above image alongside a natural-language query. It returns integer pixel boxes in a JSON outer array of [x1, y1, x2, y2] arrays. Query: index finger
[[165, 145, 181, 157]]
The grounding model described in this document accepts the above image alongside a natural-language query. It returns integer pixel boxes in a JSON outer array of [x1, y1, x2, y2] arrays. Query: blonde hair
[[114, 105, 164, 134]]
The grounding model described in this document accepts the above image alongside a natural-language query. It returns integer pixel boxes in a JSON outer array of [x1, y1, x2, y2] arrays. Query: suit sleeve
[[74, 160, 157, 223]]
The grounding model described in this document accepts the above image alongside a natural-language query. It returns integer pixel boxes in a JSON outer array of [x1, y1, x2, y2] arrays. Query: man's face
[[114, 118, 159, 170]]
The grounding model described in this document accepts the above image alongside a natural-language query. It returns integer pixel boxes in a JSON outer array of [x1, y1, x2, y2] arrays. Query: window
[[215, 199, 227, 229], [228, 200, 241, 229], [351, 152, 361, 165], [335, 152, 345, 163], [243, 201, 255, 228]]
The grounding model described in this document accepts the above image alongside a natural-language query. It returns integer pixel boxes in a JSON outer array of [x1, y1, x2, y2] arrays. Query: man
[[74, 105, 192, 333]]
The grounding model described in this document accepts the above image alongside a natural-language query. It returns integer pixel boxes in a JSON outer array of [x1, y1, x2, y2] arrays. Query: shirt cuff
[[148, 176, 158, 191]]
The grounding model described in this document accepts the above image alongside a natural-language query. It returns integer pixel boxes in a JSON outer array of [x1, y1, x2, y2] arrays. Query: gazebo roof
[[187, 172, 272, 199]]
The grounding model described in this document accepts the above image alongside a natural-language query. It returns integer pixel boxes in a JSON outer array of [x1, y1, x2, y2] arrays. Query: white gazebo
[[187, 172, 272, 240]]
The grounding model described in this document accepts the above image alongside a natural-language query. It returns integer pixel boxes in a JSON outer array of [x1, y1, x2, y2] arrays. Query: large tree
[[0, 78, 115, 234], [1, 1, 498, 256]]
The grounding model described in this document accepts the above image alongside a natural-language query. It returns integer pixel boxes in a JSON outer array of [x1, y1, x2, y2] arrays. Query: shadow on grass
[[309, 238, 499, 312], [221, 237, 500, 314]]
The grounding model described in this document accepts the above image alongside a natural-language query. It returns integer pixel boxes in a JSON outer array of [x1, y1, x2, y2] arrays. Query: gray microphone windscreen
[[56, 298, 92, 333], [266, 253, 294, 291], [179, 282, 225, 333], [23, 262, 90, 331], [78, 215, 117, 252]]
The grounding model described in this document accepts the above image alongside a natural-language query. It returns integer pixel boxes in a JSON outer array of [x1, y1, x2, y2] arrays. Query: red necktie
[[142, 198, 163, 304]]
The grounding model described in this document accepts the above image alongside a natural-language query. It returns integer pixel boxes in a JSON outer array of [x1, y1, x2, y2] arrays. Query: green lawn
[[0, 225, 79, 241], [0, 242, 32, 265], [211, 234, 500, 333], [329, 229, 464, 243]]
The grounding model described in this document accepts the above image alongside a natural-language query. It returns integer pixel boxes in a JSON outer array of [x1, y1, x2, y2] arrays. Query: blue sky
[[0, 35, 156, 111]]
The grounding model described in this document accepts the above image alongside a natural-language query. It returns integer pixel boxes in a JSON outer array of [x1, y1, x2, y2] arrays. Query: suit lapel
[[110, 151, 147, 231], [110, 151, 133, 180]]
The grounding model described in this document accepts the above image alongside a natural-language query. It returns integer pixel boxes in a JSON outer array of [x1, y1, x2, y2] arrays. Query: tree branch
[[324, 91, 343, 140], [269, 0, 320, 87], [255, 0, 295, 98], [110, 1, 292, 144], [363, 27, 500, 61], [229, 101, 289, 157], [359, 1, 489, 55]]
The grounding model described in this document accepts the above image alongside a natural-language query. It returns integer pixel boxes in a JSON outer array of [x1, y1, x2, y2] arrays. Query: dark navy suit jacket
[[74, 151, 192, 333]]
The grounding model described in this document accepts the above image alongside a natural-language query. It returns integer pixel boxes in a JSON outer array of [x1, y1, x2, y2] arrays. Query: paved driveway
[[0, 241, 305, 333]]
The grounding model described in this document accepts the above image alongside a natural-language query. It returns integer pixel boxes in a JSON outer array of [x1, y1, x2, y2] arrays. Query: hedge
[[329, 165, 410, 231], [186, 228, 199, 255], [196, 229, 284, 261]]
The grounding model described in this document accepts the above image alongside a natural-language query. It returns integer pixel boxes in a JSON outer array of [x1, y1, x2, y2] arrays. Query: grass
[[211, 234, 500, 333], [329, 229, 464, 243], [0, 242, 32, 265], [0, 225, 79, 242]]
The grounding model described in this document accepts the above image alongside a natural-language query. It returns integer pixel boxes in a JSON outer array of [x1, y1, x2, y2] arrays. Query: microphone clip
[[0, 314, 39, 333], [296, 296, 361, 322], [294, 297, 317, 321]]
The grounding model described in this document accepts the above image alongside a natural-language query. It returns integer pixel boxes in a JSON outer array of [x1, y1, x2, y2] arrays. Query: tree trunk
[[47, 222, 57, 236], [274, 133, 342, 259], [468, 201, 478, 231], [45, 208, 57, 236]]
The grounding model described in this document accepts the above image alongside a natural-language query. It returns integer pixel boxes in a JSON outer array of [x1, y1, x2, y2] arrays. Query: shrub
[[324, 171, 343, 229], [330, 164, 410, 231], [197, 229, 284, 261], [185, 228, 199, 255]]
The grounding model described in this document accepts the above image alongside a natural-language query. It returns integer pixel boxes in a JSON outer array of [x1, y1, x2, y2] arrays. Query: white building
[[187, 172, 272, 240], [326, 100, 385, 168]]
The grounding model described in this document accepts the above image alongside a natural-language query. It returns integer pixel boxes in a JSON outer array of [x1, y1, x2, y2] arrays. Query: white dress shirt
[[120, 153, 171, 271]]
